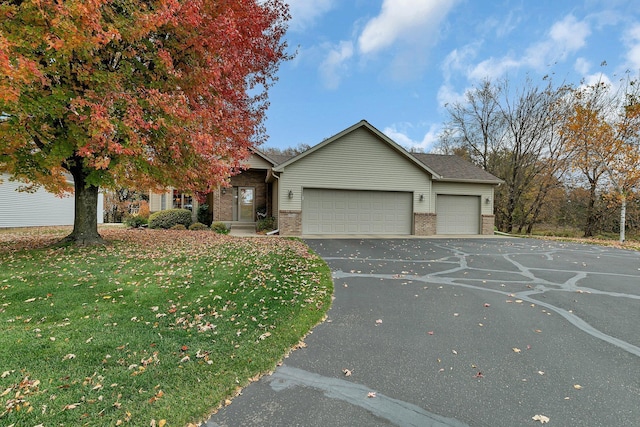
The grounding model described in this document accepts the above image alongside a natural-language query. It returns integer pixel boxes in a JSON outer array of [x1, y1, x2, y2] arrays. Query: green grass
[[0, 228, 333, 426]]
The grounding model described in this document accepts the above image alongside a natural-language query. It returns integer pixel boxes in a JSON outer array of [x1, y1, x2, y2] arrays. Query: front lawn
[[0, 228, 333, 426]]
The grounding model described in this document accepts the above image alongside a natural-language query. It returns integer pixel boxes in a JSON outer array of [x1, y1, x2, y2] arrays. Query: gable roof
[[249, 147, 278, 166], [413, 153, 503, 184], [272, 120, 440, 177], [271, 120, 502, 185], [265, 152, 295, 165]]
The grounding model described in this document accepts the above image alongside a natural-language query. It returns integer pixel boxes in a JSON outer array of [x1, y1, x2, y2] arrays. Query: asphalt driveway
[[206, 238, 640, 427]]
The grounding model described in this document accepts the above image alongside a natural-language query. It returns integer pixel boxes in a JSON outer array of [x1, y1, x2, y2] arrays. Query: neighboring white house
[[0, 174, 104, 228]]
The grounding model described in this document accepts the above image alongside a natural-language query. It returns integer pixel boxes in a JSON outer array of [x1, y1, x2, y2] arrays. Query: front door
[[238, 187, 255, 222]]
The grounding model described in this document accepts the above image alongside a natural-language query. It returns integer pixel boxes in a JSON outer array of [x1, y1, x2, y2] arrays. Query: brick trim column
[[481, 215, 495, 235], [414, 212, 437, 236], [279, 210, 302, 236]]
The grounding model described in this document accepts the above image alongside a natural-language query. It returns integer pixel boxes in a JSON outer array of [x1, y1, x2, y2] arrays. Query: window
[[172, 190, 193, 210]]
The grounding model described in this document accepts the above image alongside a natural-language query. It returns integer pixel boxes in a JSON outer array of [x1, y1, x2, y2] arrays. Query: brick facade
[[481, 215, 495, 235], [278, 210, 302, 236], [414, 212, 437, 236], [209, 170, 270, 222]]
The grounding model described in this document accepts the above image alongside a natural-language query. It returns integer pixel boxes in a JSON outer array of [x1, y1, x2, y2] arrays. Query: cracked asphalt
[[206, 238, 640, 427]]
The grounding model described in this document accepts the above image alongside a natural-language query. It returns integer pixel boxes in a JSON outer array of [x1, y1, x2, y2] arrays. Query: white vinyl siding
[[0, 174, 103, 228], [436, 195, 481, 234], [302, 189, 412, 234], [278, 127, 431, 213]]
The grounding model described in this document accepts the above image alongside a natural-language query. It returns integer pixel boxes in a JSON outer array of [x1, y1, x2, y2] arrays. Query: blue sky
[[261, 0, 640, 151]]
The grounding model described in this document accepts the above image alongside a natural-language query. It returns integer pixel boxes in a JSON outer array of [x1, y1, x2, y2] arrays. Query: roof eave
[[433, 177, 504, 185]]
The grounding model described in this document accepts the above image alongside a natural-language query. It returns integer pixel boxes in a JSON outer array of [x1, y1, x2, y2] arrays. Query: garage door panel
[[303, 189, 412, 235], [436, 195, 480, 234]]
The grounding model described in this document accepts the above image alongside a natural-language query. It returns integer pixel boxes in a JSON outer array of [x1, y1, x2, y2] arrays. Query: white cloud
[[549, 15, 591, 52], [467, 14, 591, 81], [357, 0, 459, 55], [468, 57, 521, 81], [319, 41, 354, 89], [287, 0, 336, 32], [383, 123, 441, 152], [574, 57, 592, 76], [437, 83, 466, 109], [623, 23, 640, 72], [441, 44, 479, 80]]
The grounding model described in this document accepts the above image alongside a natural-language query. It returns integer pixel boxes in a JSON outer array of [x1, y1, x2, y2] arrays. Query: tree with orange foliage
[[561, 76, 640, 241], [0, 0, 290, 244]]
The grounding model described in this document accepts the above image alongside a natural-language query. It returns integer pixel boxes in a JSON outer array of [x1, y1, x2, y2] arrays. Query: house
[[149, 120, 502, 235], [0, 173, 104, 228]]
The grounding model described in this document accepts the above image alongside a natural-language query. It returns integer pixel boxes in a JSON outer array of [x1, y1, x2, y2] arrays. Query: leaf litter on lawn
[[0, 228, 333, 426]]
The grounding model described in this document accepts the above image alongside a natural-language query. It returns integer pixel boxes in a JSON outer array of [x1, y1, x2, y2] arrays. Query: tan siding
[[432, 182, 495, 215], [244, 153, 272, 169], [279, 127, 432, 213], [149, 189, 172, 212]]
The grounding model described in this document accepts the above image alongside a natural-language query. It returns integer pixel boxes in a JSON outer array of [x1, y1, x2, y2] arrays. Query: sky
[[261, 0, 640, 152]]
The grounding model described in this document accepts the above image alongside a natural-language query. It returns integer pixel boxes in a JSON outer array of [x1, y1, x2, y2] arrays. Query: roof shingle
[[412, 153, 502, 183]]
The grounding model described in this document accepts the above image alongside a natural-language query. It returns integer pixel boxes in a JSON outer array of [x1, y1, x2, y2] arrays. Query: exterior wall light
[[222, 188, 226, 195], [485, 197, 491, 204], [419, 194, 424, 201], [288, 190, 293, 199]]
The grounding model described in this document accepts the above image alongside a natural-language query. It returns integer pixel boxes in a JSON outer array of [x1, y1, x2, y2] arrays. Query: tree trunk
[[583, 182, 598, 238], [62, 164, 106, 245], [620, 196, 626, 243]]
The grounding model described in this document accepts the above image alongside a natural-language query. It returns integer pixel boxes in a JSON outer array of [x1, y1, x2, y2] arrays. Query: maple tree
[[0, 0, 290, 244], [561, 77, 640, 241]]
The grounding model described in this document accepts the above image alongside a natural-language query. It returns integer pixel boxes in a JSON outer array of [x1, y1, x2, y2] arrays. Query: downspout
[[269, 170, 280, 235]]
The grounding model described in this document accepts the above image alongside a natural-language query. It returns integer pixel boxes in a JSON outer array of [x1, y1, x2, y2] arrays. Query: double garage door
[[436, 195, 480, 234], [302, 189, 412, 235]]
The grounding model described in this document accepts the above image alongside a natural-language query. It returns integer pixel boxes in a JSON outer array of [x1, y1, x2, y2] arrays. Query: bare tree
[[440, 77, 571, 233]]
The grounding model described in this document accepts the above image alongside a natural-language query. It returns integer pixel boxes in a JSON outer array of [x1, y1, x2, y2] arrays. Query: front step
[[230, 222, 256, 230]]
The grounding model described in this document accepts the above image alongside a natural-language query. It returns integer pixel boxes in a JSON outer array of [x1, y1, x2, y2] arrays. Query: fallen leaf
[[63, 403, 81, 410], [427, 331, 434, 335], [24, 298, 36, 303], [367, 392, 376, 398], [452, 350, 458, 355], [512, 348, 521, 353], [532, 414, 550, 424], [159, 421, 166, 427], [342, 369, 352, 377], [573, 384, 582, 390], [258, 332, 271, 340], [474, 372, 484, 378], [483, 303, 491, 307], [375, 319, 382, 324], [538, 371, 545, 375], [62, 354, 76, 361]]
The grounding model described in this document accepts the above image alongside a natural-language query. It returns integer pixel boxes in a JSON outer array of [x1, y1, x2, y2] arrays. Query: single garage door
[[436, 195, 480, 234], [302, 189, 412, 235]]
